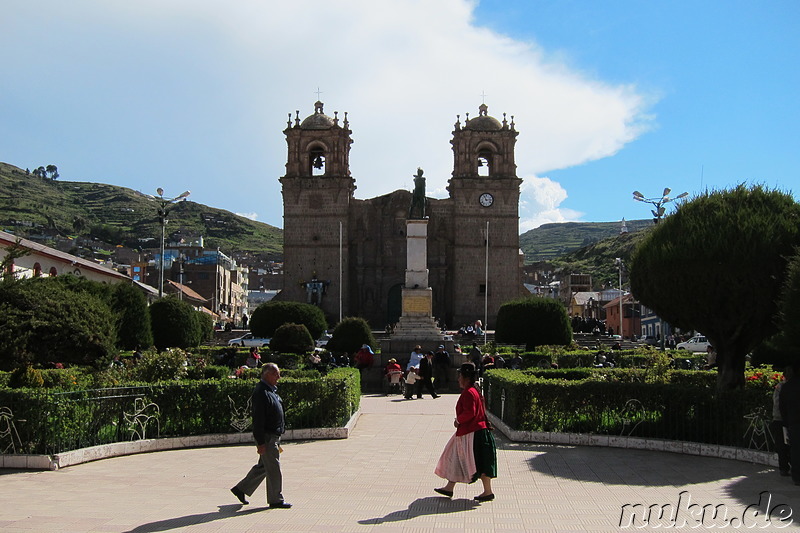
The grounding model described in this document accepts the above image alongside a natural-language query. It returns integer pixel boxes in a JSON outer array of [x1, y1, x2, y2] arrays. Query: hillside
[[520, 219, 653, 263], [0, 162, 283, 258], [550, 228, 653, 288]]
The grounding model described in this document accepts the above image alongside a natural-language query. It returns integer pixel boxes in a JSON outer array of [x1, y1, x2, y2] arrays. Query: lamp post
[[156, 188, 191, 298], [615, 258, 624, 338], [632, 188, 688, 223]]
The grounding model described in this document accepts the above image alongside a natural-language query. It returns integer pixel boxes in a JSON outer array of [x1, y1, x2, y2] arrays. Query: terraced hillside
[[0, 161, 282, 257], [520, 219, 653, 263]]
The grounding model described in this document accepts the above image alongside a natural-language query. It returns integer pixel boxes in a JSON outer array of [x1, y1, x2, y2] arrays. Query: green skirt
[[471, 428, 497, 482]]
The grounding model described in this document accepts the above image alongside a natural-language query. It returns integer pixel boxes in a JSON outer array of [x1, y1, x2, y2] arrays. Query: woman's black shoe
[[474, 493, 495, 502], [434, 488, 453, 498]]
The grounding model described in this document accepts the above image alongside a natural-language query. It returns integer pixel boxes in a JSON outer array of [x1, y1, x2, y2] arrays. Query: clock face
[[479, 192, 494, 207]]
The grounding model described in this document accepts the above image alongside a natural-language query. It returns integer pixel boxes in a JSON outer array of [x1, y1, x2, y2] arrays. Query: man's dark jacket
[[252, 379, 285, 446]]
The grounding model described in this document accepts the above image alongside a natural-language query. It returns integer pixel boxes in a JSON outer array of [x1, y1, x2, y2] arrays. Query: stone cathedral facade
[[278, 101, 525, 329]]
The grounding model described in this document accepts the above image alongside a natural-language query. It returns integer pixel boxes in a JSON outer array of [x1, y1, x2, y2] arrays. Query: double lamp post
[[156, 188, 191, 298]]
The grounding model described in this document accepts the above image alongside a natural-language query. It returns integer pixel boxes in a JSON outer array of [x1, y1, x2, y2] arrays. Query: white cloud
[[2, 0, 654, 229], [519, 175, 583, 233], [235, 212, 259, 221]]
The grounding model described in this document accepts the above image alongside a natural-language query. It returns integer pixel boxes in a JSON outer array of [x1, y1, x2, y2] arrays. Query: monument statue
[[409, 167, 427, 219]]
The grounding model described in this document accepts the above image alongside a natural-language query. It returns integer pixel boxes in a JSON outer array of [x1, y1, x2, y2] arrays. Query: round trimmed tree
[[250, 301, 327, 340], [270, 323, 314, 354], [494, 297, 572, 350], [149, 297, 203, 350], [0, 277, 116, 369], [630, 185, 800, 390], [327, 316, 376, 354]]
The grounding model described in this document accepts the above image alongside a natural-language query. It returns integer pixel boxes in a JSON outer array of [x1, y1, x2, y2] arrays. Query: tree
[[45, 164, 59, 180], [270, 323, 314, 354], [149, 297, 203, 350], [494, 297, 572, 350], [0, 277, 116, 369], [327, 316, 376, 354], [111, 282, 153, 350], [630, 185, 800, 390], [249, 301, 327, 340]]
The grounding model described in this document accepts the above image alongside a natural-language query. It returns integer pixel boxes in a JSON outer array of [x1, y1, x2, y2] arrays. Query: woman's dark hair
[[458, 362, 477, 382]]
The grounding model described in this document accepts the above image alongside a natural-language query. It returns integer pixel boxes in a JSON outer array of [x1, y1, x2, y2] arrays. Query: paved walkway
[[0, 394, 797, 532]]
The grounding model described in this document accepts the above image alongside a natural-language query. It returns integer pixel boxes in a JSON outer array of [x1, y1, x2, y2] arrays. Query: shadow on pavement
[[359, 496, 480, 525], [122, 504, 266, 533]]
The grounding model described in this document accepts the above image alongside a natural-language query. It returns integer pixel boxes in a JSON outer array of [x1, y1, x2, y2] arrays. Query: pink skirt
[[434, 432, 476, 483]]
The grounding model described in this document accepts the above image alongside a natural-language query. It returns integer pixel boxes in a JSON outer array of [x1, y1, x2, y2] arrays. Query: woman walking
[[433, 363, 497, 501]]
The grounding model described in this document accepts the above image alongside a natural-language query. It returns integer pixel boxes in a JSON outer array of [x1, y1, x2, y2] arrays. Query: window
[[479, 284, 486, 294]]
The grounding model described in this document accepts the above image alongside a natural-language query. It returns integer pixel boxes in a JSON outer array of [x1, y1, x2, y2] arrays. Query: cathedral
[[277, 101, 526, 329]]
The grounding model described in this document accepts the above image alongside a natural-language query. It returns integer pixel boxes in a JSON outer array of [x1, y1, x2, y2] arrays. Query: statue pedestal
[[380, 217, 445, 363]]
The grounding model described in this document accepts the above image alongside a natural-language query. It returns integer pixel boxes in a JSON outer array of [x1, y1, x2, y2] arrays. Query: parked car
[[641, 335, 659, 346], [316, 332, 332, 348], [228, 333, 271, 347], [676, 335, 710, 352]]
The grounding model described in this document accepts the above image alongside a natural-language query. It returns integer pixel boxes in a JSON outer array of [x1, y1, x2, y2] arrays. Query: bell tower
[[280, 101, 355, 319], [447, 104, 523, 327]]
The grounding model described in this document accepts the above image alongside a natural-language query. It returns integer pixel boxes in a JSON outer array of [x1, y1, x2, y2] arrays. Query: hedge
[[482, 369, 773, 448], [0, 368, 360, 455]]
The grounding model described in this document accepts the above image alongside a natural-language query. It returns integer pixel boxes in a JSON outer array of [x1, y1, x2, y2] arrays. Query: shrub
[[327, 316, 377, 354], [270, 323, 314, 354], [495, 297, 572, 350], [130, 348, 189, 382], [0, 277, 116, 370], [149, 297, 203, 350], [111, 282, 153, 350], [250, 301, 327, 339], [8, 365, 44, 388], [197, 312, 214, 343]]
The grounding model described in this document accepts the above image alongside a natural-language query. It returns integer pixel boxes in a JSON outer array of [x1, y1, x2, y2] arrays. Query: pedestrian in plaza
[[771, 366, 792, 477], [407, 345, 424, 371], [416, 351, 439, 399], [434, 363, 497, 501], [433, 345, 451, 388], [779, 362, 800, 486], [231, 363, 292, 508]]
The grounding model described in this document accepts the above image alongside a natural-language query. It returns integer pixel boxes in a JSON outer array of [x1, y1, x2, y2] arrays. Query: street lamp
[[156, 188, 191, 298], [632, 188, 688, 223], [615, 258, 624, 338]]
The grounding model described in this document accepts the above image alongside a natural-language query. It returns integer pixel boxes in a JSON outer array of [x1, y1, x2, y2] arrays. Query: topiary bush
[[149, 297, 204, 350], [0, 276, 117, 370], [270, 323, 314, 354], [495, 297, 572, 350], [327, 316, 376, 354], [250, 301, 327, 339], [111, 282, 153, 350]]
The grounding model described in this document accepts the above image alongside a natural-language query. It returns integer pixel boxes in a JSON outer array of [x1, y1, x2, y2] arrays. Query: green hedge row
[[0, 368, 360, 455], [482, 369, 772, 448]]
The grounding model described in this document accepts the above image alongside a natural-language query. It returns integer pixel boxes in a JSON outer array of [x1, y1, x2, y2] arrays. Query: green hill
[[520, 219, 653, 263], [0, 161, 283, 257]]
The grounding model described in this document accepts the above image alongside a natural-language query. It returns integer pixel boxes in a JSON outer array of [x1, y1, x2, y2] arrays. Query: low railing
[[0, 369, 360, 456], [482, 371, 776, 453]]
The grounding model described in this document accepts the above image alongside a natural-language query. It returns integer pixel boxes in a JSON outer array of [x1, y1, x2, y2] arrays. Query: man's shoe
[[269, 502, 292, 509], [433, 394, 440, 398], [230, 487, 248, 505], [780, 470, 790, 477]]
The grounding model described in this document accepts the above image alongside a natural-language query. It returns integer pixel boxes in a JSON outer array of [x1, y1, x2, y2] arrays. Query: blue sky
[[2, 1, 798, 232]]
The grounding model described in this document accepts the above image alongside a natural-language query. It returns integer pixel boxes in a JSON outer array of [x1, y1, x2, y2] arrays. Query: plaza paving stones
[[1, 394, 798, 532]]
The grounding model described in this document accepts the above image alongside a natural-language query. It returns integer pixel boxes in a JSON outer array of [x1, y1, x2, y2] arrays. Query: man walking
[[231, 363, 292, 508], [416, 351, 439, 399], [433, 345, 450, 389]]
